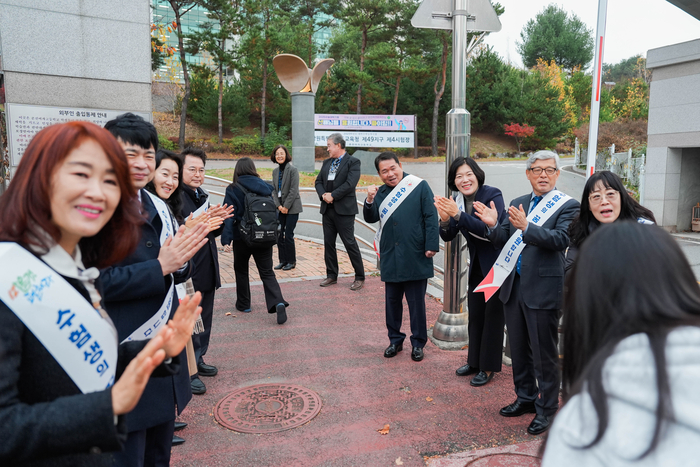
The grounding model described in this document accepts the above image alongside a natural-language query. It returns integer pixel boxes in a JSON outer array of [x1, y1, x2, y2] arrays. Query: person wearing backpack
[[222, 157, 289, 325]]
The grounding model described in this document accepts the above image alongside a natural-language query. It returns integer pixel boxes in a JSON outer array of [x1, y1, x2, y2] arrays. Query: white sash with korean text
[[0, 243, 117, 393], [124, 192, 176, 342], [373, 175, 422, 257], [455, 194, 488, 241], [474, 190, 571, 302]]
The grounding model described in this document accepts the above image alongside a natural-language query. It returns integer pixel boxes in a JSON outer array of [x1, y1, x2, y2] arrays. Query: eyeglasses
[[588, 190, 619, 204], [186, 167, 205, 175], [528, 167, 557, 176]]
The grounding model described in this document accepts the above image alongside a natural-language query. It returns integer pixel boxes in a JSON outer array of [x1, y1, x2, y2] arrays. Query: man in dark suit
[[179, 147, 231, 395], [101, 113, 208, 466], [474, 150, 579, 436], [364, 152, 439, 361], [314, 133, 365, 290]]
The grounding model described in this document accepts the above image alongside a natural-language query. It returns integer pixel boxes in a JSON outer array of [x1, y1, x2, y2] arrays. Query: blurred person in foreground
[[566, 170, 655, 272], [543, 222, 700, 465], [363, 152, 438, 362], [434, 157, 506, 386], [0, 122, 201, 466]]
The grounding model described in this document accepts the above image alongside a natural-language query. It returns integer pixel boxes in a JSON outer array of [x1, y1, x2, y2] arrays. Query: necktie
[[330, 158, 340, 174], [516, 195, 542, 275], [194, 190, 200, 202]]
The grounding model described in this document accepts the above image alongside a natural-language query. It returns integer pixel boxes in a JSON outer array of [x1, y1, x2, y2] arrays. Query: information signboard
[[315, 114, 415, 132], [314, 131, 415, 148], [6, 103, 151, 166]]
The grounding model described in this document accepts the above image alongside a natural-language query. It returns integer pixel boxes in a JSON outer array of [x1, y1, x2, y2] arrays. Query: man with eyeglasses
[[179, 148, 232, 396], [474, 150, 579, 436]]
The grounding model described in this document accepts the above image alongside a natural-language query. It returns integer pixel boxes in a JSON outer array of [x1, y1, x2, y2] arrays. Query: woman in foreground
[[543, 222, 700, 465], [0, 122, 201, 466]]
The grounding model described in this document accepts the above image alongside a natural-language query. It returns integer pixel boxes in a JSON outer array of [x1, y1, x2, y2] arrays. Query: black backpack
[[236, 184, 279, 248]]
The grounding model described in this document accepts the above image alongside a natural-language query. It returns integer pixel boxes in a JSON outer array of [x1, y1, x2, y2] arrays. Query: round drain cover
[[214, 384, 322, 433]]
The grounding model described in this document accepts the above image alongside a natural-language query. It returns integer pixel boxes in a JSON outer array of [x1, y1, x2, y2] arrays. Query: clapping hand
[[111, 330, 169, 415], [208, 203, 234, 222], [508, 205, 529, 231], [433, 195, 460, 222], [161, 292, 203, 358], [473, 201, 499, 228], [158, 224, 209, 275], [185, 211, 210, 231]]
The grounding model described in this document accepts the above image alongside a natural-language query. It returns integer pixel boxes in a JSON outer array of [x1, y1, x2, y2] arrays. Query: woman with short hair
[[0, 122, 201, 466], [543, 221, 700, 465], [270, 145, 303, 270], [434, 157, 507, 387]]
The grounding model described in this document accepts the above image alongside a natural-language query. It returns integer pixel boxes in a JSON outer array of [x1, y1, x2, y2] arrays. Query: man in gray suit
[[314, 133, 365, 291], [474, 150, 579, 436]]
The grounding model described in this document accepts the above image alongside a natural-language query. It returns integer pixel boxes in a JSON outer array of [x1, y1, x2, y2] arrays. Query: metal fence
[[574, 139, 646, 204]]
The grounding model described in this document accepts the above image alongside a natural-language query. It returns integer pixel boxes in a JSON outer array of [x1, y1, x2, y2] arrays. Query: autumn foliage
[[503, 123, 536, 153]]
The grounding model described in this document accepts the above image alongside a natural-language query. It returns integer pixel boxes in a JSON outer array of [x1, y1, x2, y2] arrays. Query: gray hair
[[526, 150, 560, 170], [327, 133, 346, 149]]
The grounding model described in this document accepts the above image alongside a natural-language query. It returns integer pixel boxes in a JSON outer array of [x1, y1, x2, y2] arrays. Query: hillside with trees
[[152, 1, 650, 157]]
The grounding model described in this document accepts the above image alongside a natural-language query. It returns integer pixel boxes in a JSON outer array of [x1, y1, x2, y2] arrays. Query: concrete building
[[0, 0, 152, 187], [645, 1, 700, 231]]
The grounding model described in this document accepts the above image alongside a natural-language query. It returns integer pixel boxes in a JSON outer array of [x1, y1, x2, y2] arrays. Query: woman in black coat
[[434, 157, 507, 387], [0, 122, 201, 466], [222, 157, 289, 325], [271, 145, 303, 270]]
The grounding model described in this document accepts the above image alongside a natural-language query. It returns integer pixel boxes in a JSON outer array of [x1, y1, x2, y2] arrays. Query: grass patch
[[206, 168, 381, 188]]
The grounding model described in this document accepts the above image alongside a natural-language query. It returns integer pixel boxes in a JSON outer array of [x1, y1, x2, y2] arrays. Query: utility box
[[692, 204, 700, 232]]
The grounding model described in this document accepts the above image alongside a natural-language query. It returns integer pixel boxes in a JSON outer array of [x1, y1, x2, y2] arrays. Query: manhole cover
[[214, 384, 322, 433]]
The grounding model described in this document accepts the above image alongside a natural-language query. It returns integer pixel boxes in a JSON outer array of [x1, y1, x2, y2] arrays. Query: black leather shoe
[[282, 263, 296, 270], [172, 435, 185, 446], [174, 421, 187, 431], [411, 347, 424, 362], [320, 278, 337, 287], [527, 414, 552, 435], [499, 400, 536, 417], [274, 263, 285, 270], [197, 362, 218, 377], [470, 370, 495, 387], [384, 343, 403, 358], [190, 377, 206, 395], [455, 364, 479, 376], [276, 303, 287, 325]]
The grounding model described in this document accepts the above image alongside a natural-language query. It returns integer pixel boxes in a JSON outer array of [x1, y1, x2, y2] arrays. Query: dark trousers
[[233, 241, 287, 313], [192, 289, 215, 365], [113, 419, 175, 467], [503, 275, 560, 416], [277, 213, 299, 264], [385, 279, 428, 348], [467, 261, 505, 372], [322, 208, 365, 281]]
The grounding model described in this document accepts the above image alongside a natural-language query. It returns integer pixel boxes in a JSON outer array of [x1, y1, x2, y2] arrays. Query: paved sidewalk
[[171, 272, 544, 466]]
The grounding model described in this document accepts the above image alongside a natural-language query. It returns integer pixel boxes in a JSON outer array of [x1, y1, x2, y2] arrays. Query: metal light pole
[[412, 0, 501, 343], [586, 0, 608, 179]]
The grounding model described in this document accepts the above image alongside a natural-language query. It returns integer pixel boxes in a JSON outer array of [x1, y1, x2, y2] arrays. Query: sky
[[480, 0, 700, 69]]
